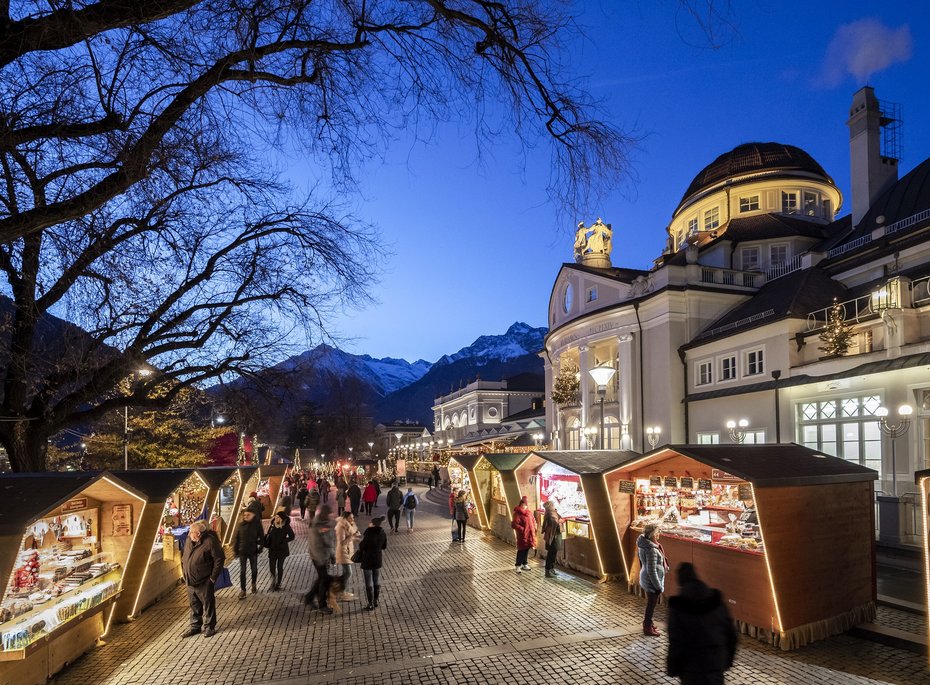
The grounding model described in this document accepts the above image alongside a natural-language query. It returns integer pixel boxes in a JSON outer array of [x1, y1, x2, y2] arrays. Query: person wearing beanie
[[245, 491, 264, 518], [265, 510, 295, 591], [510, 495, 536, 573], [357, 516, 387, 610]]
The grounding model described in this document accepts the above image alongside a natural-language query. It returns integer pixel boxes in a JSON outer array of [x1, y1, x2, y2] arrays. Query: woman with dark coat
[[541, 500, 562, 578], [347, 481, 362, 517], [264, 511, 295, 591], [667, 563, 737, 685], [510, 495, 537, 573], [637, 522, 668, 636], [357, 516, 388, 610]]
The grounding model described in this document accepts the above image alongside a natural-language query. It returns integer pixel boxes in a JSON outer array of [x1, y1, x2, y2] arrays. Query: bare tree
[[0, 1, 636, 471]]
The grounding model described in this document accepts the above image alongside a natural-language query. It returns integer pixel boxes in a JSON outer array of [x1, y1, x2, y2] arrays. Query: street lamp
[[645, 426, 662, 450], [367, 441, 374, 456], [876, 404, 913, 497], [583, 426, 597, 449], [726, 418, 749, 444], [588, 364, 617, 450], [533, 432, 544, 449]]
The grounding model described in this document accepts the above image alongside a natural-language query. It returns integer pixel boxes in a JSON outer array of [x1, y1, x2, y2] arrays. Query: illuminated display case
[[0, 473, 145, 685], [606, 444, 877, 651]]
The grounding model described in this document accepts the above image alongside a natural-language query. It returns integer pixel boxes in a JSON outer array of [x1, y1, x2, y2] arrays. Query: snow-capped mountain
[[434, 322, 547, 366]]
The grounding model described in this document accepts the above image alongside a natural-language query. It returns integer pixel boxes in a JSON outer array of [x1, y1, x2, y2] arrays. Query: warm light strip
[[603, 450, 668, 477], [751, 483, 784, 634], [919, 476, 930, 668], [470, 463, 490, 529], [578, 477, 606, 580], [602, 472, 629, 579], [106, 500, 147, 635], [270, 469, 285, 515], [130, 501, 166, 618], [101, 476, 147, 503]]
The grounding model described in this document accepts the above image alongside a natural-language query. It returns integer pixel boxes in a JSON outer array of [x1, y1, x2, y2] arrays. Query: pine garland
[[818, 298, 853, 357]]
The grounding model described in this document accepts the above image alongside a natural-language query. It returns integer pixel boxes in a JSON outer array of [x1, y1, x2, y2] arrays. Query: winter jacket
[[402, 491, 418, 510], [308, 515, 335, 565], [357, 524, 388, 570], [265, 516, 295, 558], [453, 495, 469, 522], [306, 489, 321, 513], [362, 483, 378, 504], [542, 509, 563, 551], [336, 489, 346, 507], [181, 529, 224, 586], [347, 483, 362, 505], [296, 487, 309, 503], [448, 491, 456, 516], [386, 487, 403, 511], [245, 496, 264, 518], [334, 517, 359, 564], [637, 534, 667, 594], [667, 579, 737, 679], [233, 515, 264, 557], [511, 505, 537, 551]]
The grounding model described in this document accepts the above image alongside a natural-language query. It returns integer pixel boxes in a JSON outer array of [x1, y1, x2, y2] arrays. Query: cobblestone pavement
[[50, 486, 928, 685]]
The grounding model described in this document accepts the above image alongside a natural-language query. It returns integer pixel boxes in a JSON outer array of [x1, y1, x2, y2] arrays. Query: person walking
[[362, 481, 377, 516], [296, 483, 309, 520], [427, 475, 434, 490], [305, 504, 336, 614], [373, 479, 382, 508], [541, 500, 563, 578], [347, 480, 362, 517], [637, 522, 669, 636], [453, 489, 469, 543], [265, 510, 295, 591], [306, 486, 321, 519], [667, 563, 737, 685], [357, 516, 388, 610], [432, 466, 441, 490], [180, 520, 224, 638], [448, 489, 456, 518], [385, 482, 403, 534], [319, 478, 330, 504], [232, 508, 263, 598], [511, 495, 537, 573], [402, 487, 418, 531], [244, 491, 264, 518], [334, 512, 359, 600], [335, 486, 346, 517]]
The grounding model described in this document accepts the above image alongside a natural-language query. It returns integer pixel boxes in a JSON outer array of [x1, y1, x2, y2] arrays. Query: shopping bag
[[214, 567, 232, 590], [451, 520, 459, 542]]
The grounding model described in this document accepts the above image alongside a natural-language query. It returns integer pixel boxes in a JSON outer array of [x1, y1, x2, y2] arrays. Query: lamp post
[[587, 365, 617, 450], [367, 441, 374, 456], [645, 426, 662, 450], [726, 418, 749, 444], [583, 426, 597, 449], [533, 432, 544, 449], [876, 404, 913, 497]]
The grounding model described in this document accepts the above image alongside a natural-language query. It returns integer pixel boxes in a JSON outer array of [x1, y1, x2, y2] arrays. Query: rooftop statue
[[574, 218, 613, 266]]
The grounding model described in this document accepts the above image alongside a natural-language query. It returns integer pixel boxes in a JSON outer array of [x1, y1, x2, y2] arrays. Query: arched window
[[567, 417, 582, 450], [604, 416, 621, 450]]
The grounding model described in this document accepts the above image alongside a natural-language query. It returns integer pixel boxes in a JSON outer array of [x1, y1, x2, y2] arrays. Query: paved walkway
[[50, 486, 928, 685]]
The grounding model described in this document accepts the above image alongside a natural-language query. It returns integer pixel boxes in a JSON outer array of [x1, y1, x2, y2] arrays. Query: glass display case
[[538, 462, 590, 537]]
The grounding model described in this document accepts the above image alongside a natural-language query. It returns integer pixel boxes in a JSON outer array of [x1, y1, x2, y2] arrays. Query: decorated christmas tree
[[818, 298, 853, 357], [551, 359, 581, 405]]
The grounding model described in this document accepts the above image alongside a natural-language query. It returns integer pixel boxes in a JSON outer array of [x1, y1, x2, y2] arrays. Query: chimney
[[847, 86, 899, 227]]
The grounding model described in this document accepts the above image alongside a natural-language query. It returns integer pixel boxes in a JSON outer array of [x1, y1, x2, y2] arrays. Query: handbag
[[351, 549, 361, 563], [214, 567, 232, 590]]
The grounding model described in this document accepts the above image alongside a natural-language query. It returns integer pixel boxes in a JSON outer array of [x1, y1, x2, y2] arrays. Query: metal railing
[[699, 309, 776, 339], [874, 491, 924, 539], [766, 254, 803, 281], [805, 293, 878, 332], [885, 207, 930, 236], [827, 234, 872, 259], [699, 267, 759, 288]]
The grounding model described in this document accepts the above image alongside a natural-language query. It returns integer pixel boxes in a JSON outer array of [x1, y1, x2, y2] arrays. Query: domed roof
[[677, 142, 833, 213]]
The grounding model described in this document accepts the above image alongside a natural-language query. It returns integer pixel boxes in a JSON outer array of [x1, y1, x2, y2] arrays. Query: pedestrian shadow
[[416, 542, 480, 618]]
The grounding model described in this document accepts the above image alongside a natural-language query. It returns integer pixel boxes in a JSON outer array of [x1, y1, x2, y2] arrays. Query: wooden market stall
[[448, 455, 487, 530], [916, 469, 930, 665], [222, 466, 258, 546], [480, 453, 527, 545], [108, 469, 201, 621], [256, 464, 289, 518], [515, 451, 634, 580], [0, 472, 146, 685], [208, 469, 244, 544], [605, 444, 877, 650]]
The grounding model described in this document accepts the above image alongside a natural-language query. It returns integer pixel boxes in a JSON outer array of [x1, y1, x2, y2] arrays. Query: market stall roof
[[260, 464, 288, 477], [482, 452, 529, 471], [0, 472, 146, 536], [528, 450, 641, 475], [612, 444, 877, 487], [238, 465, 259, 478], [916, 469, 930, 484], [450, 454, 483, 470], [197, 466, 239, 489], [112, 469, 195, 502]]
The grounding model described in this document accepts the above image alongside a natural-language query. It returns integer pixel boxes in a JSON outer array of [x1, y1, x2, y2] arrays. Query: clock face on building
[[563, 282, 573, 314]]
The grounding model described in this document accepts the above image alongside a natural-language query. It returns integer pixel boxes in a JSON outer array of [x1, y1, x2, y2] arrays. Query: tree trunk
[[1, 421, 50, 472]]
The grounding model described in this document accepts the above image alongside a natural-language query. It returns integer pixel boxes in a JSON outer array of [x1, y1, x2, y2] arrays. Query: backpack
[[403, 495, 417, 510]]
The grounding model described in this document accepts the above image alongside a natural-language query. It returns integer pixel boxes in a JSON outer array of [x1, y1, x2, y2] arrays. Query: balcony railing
[[765, 254, 803, 281], [805, 293, 877, 332], [827, 234, 872, 259], [912, 275, 930, 307], [699, 267, 759, 288]]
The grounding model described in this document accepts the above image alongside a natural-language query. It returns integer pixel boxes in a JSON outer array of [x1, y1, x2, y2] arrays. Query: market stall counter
[[516, 451, 635, 580], [448, 455, 487, 530], [108, 469, 203, 622], [605, 444, 877, 650], [0, 472, 146, 685], [479, 453, 527, 545]]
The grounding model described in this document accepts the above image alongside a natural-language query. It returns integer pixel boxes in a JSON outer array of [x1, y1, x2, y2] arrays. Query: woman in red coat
[[511, 495, 537, 573], [362, 481, 378, 515]]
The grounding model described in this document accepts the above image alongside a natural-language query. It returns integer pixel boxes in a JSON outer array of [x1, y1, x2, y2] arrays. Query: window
[[487, 406, 498, 418], [696, 432, 720, 445], [696, 360, 713, 386], [782, 191, 798, 214], [739, 195, 759, 213], [823, 199, 832, 219], [745, 349, 764, 376], [688, 217, 699, 235], [587, 287, 598, 303], [604, 416, 621, 449], [798, 396, 882, 476], [803, 191, 818, 216], [742, 430, 766, 444], [567, 417, 581, 450], [562, 283, 573, 314], [720, 355, 737, 381], [770, 244, 788, 266], [704, 207, 719, 230], [741, 246, 760, 270]]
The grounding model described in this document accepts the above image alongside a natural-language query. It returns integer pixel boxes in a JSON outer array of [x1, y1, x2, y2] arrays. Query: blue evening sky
[[298, 1, 930, 363]]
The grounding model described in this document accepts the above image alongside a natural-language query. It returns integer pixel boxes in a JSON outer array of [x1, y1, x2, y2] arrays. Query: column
[[544, 358, 557, 449], [618, 333, 635, 451], [579, 345, 591, 447]]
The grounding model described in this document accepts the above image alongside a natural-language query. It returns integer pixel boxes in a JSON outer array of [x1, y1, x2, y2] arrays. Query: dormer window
[[688, 216, 698, 235], [803, 191, 818, 216], [770, 244, 788, 266], [704, 207, 719, 230], [742, 246, 760, 270], [782, 191, 798, 214], [739, 195, 759, 213]]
